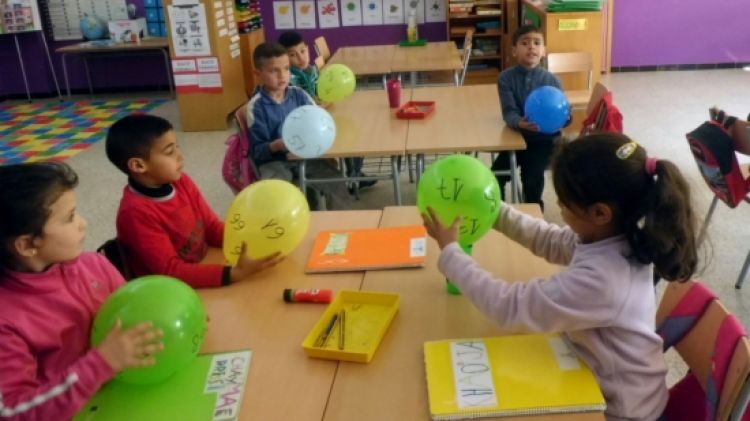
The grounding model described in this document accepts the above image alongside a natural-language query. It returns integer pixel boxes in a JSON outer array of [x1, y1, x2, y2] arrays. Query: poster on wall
[[294, 0, 316, 28], [317, 0, 339, 28], [340, 0, 362, 26], [0, 0, 43, 34], [424, 0, 445, 22], [383, 0, 403, 24], [168, 3, 212, 57], [404, 0, 424, 24], [273, 1, 295, 29], [362, 0, 382, 25]]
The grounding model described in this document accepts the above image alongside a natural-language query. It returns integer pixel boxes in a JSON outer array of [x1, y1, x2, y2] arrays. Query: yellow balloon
[[223, 180, 311, 264]]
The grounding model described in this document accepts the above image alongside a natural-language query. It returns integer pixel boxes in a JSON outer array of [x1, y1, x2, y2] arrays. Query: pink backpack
[[222, 107, 259, 194]]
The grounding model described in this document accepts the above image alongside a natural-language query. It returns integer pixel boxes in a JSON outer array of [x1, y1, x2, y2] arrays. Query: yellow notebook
[[424, 334, 606, 420]]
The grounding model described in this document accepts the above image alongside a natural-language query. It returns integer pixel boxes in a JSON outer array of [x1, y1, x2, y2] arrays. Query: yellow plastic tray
[[302, 290, 400, 363]]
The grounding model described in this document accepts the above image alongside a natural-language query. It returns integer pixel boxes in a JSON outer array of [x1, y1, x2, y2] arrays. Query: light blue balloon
[[281, 105, 337, 159], [524, 86, 571, 134]]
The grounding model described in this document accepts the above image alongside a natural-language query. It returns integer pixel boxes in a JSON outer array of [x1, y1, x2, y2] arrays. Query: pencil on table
[[338, 309, 346, 350]]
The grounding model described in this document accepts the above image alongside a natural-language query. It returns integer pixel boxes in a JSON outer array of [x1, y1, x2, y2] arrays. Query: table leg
[[410, 71, 417, 87], [160, 48, 175, 98], [381, 74, 387, 90], [299, 160, 308, 199], [416, 154, 425, 185], [39, 31, 62, 101], [390, 156, 402, 205], [454, 70, 459, 87], [13, 34, 31, 102], [62, 53, 71, 98], [83, 56, 93, 96], [509, 151, 519, 203]]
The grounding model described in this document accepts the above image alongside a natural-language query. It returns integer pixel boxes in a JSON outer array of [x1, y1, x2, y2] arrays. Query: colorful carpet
[[0, 99, 167, 165]]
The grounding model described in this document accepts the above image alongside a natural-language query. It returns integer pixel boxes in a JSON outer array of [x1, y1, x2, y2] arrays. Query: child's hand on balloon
[[422, 207, 461, 250], [518, 118, 540, 132], [230, 242, 284, 283], [97, 320, 164, 372], [270, 138, 288, 153]]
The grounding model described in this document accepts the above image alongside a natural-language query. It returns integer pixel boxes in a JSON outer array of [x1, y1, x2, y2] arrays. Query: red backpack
[[222, 107, 259, 194], [580, 91, 623, 135]]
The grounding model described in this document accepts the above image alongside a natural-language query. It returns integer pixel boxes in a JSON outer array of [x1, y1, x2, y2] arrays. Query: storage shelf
[[450, 29, 502, 38], [449, 13, 503, 19], [470, 54, 501, 60]]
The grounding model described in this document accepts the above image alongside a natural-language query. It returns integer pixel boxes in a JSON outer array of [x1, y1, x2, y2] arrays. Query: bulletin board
[[0, 0, 42, 34]]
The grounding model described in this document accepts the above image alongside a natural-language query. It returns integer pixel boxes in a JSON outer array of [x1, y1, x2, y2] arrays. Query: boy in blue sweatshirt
[[246, 42, 348, 210]]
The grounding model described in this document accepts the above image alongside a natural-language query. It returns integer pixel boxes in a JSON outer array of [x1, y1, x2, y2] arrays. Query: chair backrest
[[656, 279, 717, 351], [314, 55, 325, 70], [314, 36, 331, 62], [97, 238, 133, 280], [458, 29, 475, 86], [547, 51, 593, 91], [659, 282, 750, 421], [686, 120, 750, 208]]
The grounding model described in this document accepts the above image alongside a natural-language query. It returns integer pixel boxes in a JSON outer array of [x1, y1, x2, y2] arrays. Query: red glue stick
[[283, 288, 333, 303]]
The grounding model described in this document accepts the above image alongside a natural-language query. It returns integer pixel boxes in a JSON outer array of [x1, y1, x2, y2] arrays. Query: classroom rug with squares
[[0, 99, 167, 165]]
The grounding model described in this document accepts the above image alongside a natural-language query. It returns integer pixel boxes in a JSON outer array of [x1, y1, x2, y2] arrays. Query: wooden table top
[[390, 41, 463, 73], [326, 45, 396, 75], [56, 38, 169, 53]]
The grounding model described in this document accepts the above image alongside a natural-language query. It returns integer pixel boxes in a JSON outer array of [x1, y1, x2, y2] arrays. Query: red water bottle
[[387, 79, 401, 108]]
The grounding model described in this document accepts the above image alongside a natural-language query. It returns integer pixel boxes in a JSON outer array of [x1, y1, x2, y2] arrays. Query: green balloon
[[317, 64, 356, 103], [91, 275, 208, 385], [417, 155, 502, 246]]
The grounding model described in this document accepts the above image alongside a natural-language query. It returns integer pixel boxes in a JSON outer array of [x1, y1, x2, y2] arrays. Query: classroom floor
[[56, 68, 750, 384]]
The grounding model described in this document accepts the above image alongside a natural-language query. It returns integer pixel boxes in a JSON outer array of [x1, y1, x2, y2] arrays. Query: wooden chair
[[314, 36, 331, 63], [314, 55, 325, 70], [657, 280, 750, 420], [418, 29, 474, 86], [546, 51, 593, 110]]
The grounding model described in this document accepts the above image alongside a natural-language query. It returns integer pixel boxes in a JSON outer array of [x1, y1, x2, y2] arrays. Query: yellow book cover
[[424, 334, 606, 420]]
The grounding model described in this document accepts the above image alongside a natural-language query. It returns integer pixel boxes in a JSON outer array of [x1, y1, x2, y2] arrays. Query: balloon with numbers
[[282, 105, 336, 159], [223, 180, 311, 264], [416, 154, 502, 246]]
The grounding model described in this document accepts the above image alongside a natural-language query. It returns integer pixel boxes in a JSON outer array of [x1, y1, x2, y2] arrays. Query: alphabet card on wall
[[362, 0, 382, 25], [273, 1, 295, 29], [383, 0, 403, 24], [294, 0, 316, 28], [317, 0, 340, 28], [73, 350, 253, 421], [340, 0, 362, 26]]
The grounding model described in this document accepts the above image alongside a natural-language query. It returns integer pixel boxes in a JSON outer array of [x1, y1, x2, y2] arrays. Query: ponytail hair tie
[[645, 157, 659, 176]]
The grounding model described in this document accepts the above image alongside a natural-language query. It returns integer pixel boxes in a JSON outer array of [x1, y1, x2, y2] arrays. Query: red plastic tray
[[396, 101, 436, 119]]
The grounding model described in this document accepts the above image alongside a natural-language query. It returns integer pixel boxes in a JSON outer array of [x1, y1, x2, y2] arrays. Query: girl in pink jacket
[[423, 134, 698, 421], [0, 162, 163, 420]]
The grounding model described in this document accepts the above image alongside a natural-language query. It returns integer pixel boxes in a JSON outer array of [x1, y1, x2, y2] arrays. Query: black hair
[[552, 133, 698, 281], [278, 31, 304, 49], [253, 42, 289, 70], [512, 24, 544, 45], [0, 162, 79, 269], [105, 114, 173, 174]]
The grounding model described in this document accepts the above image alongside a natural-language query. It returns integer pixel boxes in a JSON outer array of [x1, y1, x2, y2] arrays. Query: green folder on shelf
[[547, 0, 602, 12], [73, 350, 252, 421]]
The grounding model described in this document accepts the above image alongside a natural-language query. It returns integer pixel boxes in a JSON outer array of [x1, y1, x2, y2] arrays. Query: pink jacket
[[0, 253, 124, 420], [438, 206, 668, 421]]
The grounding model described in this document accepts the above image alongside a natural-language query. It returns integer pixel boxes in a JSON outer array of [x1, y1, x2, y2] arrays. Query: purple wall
[[612, 0, 750, 67]]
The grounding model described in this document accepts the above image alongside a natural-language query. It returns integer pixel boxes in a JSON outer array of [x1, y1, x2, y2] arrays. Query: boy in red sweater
[[106, 114, 282, 288]]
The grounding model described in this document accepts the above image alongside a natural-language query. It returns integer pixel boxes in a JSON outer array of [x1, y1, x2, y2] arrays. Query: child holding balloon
[[423, 134, 698, 420], [106, 114, 283, 289], [491, 25, 568, 208], [0, 162, 164, 420], [246, 42, 349, 210]]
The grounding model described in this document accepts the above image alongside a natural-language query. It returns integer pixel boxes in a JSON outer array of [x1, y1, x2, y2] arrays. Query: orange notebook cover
[[306, 225, 427, 273]]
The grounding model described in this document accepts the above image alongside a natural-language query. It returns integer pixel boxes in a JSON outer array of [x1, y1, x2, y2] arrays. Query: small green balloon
[[417, 155, 502, 246], [91, 275, 208, 385], [317, 64, 356, 103]]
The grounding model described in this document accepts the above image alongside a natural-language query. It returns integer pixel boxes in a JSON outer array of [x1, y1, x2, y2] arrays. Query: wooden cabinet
[[239, 29, 265, 96]]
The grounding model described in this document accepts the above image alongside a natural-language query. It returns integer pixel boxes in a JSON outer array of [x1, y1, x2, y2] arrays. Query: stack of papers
[[547, 0, 602, 12]]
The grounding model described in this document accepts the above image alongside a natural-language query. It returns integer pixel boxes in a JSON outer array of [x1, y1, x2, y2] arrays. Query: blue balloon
[[524, 86, 571, 134], [281, 105, 336, 159]]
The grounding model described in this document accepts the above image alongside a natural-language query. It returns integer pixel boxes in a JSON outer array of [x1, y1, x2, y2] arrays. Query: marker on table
[[315, 313, 339, 348]]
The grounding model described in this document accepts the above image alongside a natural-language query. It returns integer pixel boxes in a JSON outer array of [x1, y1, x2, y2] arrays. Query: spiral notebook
[[424, 334, 606, 420], [306, 225, 427, 273]]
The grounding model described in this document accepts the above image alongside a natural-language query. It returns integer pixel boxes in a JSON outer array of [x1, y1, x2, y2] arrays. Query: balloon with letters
[[223, 179, 311, 264], [91, 275, 208, 384], [317, 64, 356, 103], [524, 86, 571, 134], [281, 105, 336, 159], [417, 154, 502, 246]]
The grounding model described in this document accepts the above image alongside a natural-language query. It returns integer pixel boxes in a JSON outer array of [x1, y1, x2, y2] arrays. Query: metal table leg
[[509, 151, 519, 203], [299, 160, 308, 199], [62, 53, 71, 98], [416, 154, 425, 185], [83, 56, 93, 96], [39, 31, 62, 100], [390, 156, 402, 205], [159, 48, 175, 98], [13, 34, 31, 102]]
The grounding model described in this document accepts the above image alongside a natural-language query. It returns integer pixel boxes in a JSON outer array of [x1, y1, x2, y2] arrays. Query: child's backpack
[[222, 106, 259, 194], [580, 90, 623, 136], [686, 120, 750, 208]]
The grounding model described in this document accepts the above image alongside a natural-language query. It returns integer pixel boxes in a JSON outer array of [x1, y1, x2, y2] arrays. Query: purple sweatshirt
[[438, 206, 668, 421]]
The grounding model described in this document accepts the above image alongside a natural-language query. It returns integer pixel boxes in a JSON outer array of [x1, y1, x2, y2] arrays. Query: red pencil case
[[396, 101, 436, 119]]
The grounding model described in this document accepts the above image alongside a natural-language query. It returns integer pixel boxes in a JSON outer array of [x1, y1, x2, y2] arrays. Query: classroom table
[[324, 205, 605, 421], [298, 90, 409, 206], [198, 210, 382, 421], [325, 45, 396, 87], [406, 84, 526, 202], [56, 38, 174, 98]]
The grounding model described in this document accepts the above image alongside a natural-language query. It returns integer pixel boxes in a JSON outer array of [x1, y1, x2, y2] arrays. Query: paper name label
[[205, 351, 252, 421], [548, 336, 581, 370], [410, 237, 426, 257], [323, 233, 349, 255], [558, 18, 587, 31], [450, 341, 498, 408]]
